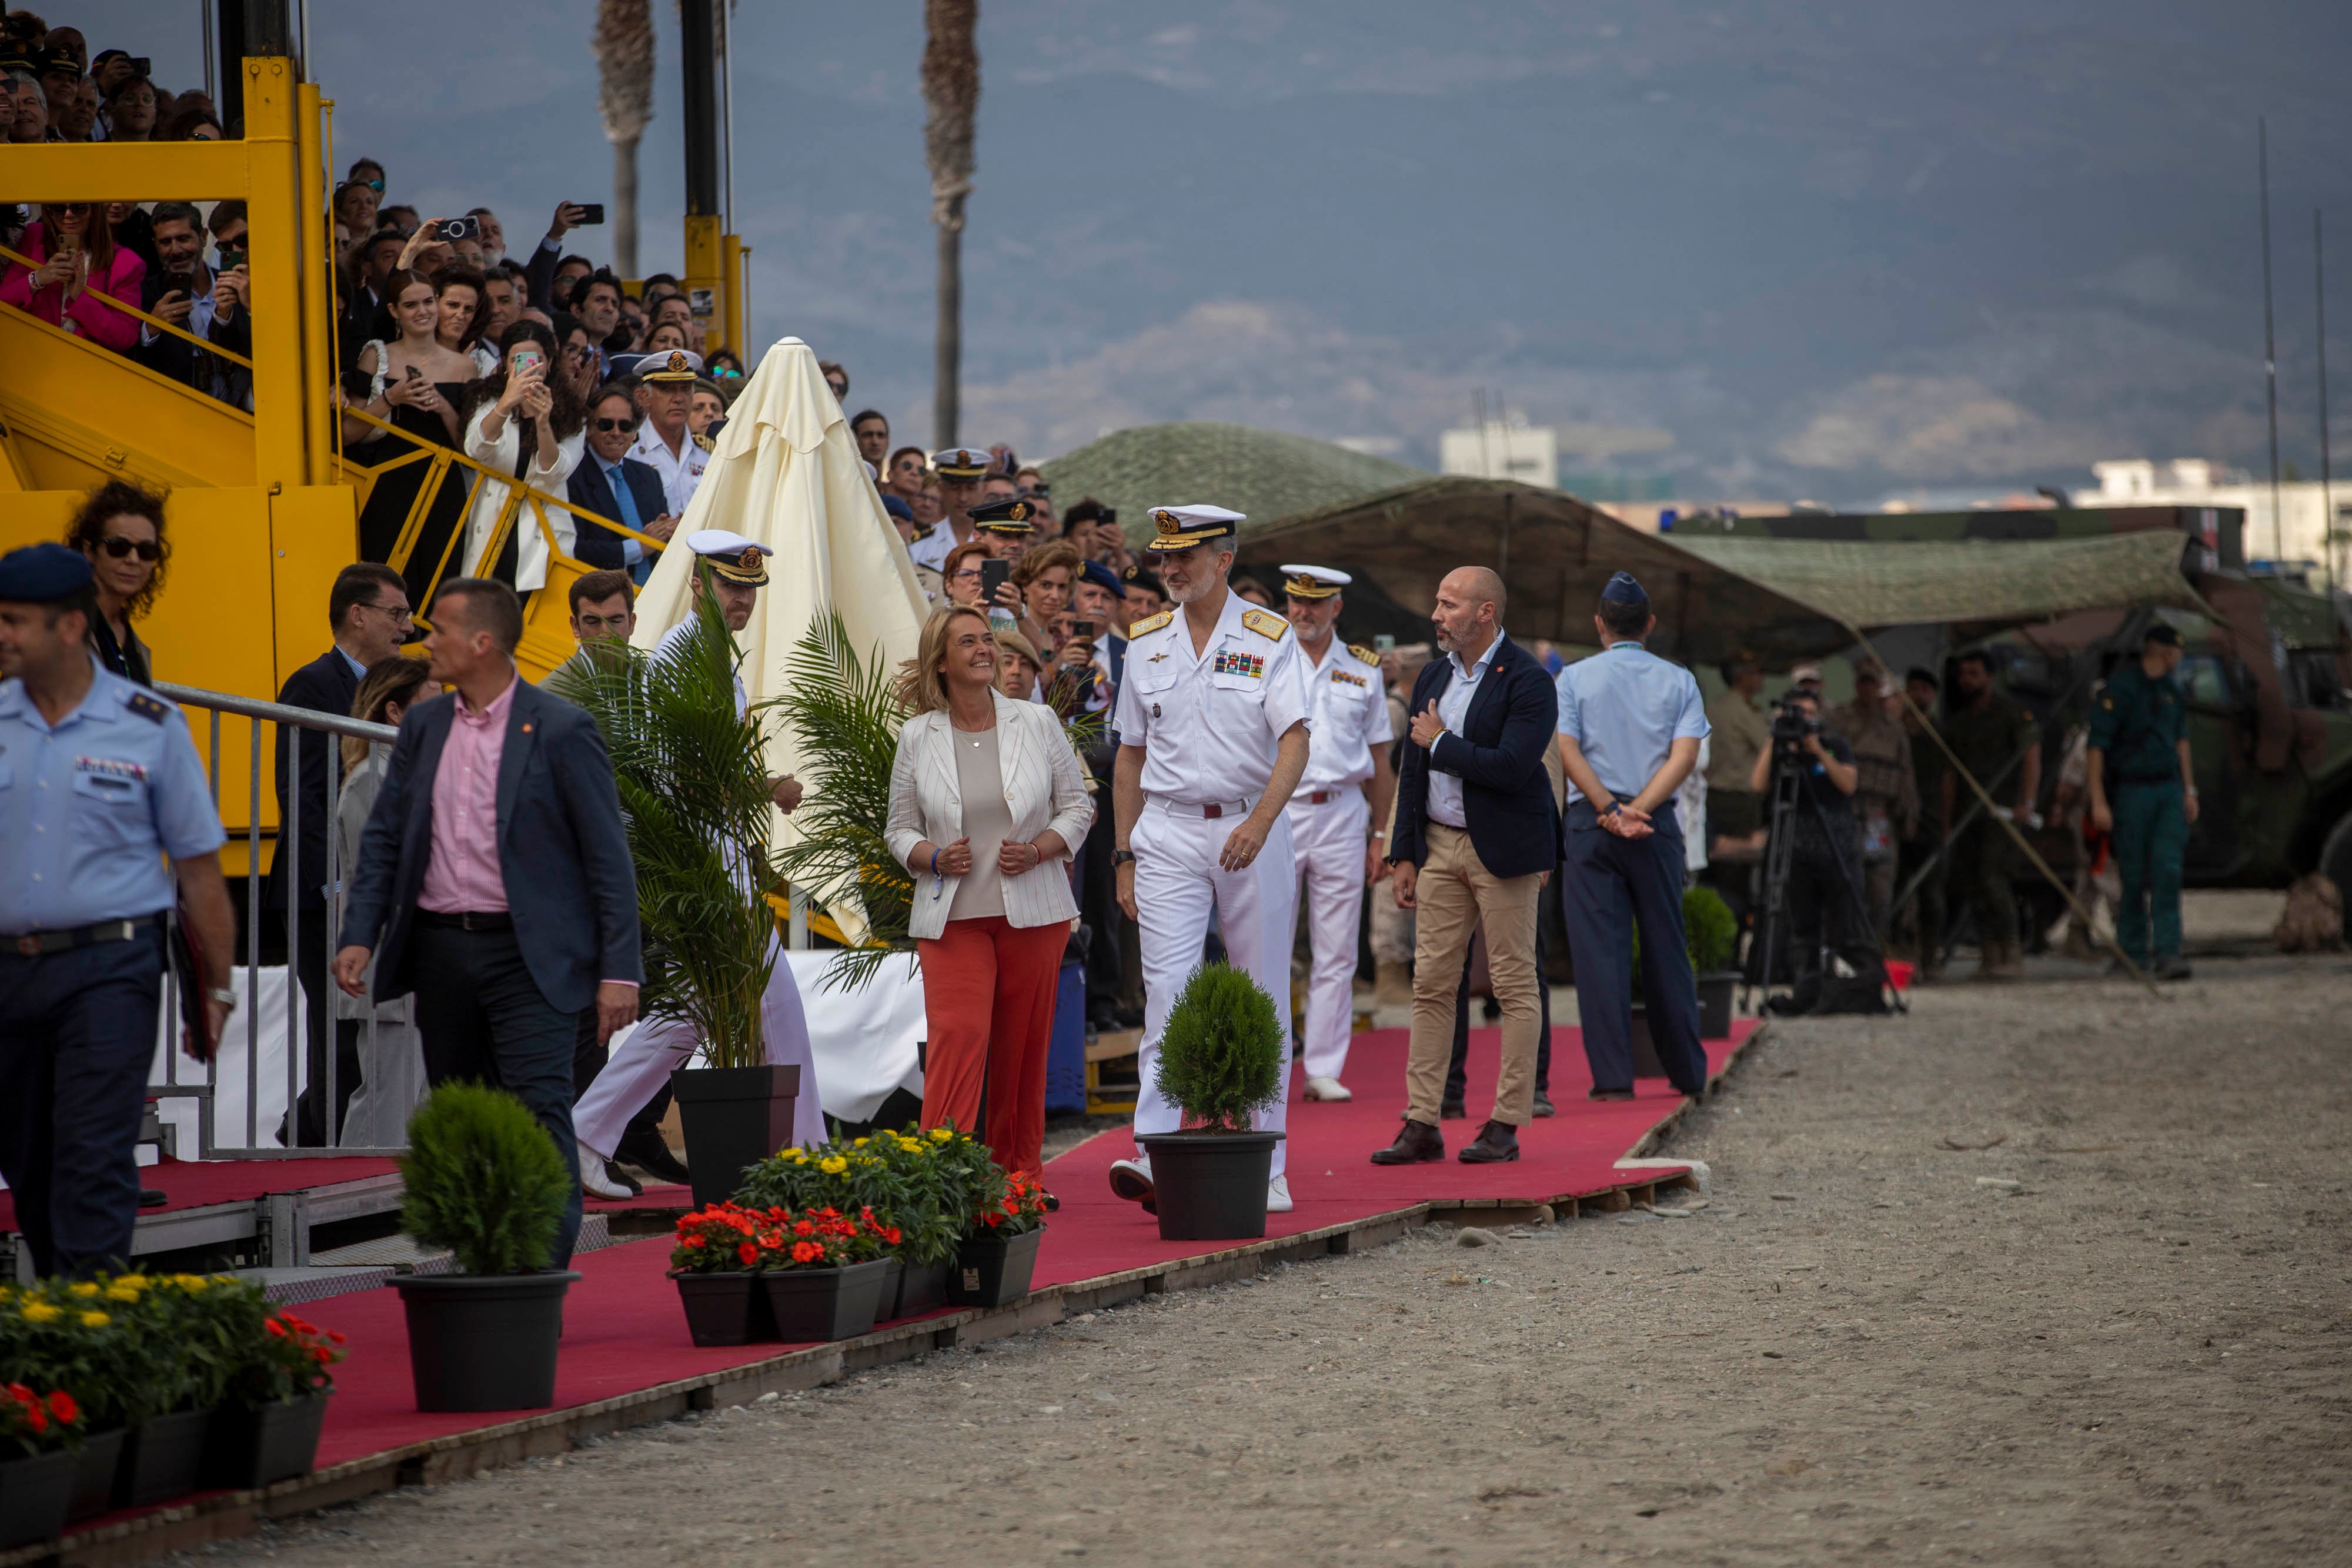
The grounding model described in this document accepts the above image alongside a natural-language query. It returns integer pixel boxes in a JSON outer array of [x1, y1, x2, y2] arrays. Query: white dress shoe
[[1108, 1154, 1154, 1204], [580, 1151, 637, 1201], [1302, 1075, 1352, 1102], [1267, 1173, 1292, 1213]]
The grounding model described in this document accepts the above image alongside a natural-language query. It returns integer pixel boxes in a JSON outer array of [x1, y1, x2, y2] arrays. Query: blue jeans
[[409, 923, 584, 1268], [0, 927, 165, 1276]]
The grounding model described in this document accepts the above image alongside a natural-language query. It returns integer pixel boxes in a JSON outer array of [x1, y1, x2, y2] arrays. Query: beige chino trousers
[[1404, 823, 1543, 1126]]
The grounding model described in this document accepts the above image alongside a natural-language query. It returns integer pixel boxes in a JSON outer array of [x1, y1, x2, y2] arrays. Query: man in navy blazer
[[333, 579, 641, 1268], [1374, 566, 1561, 1168], [569, 384, 676, 581]]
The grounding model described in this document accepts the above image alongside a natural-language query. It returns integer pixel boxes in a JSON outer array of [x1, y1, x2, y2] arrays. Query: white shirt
[[906, 522, 965, 573], [630, 423, 707, 518], [1425, 626, 1505, 829], [1111, 590, 1312, 804], [1294, 637, 1393, 792]]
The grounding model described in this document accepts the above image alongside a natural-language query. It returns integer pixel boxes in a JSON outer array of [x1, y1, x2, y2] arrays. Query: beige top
[[1705, 688, 1770, 794], [947, 722, 1012, 921]]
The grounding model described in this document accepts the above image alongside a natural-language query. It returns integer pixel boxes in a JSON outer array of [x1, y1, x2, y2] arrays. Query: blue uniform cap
[[1078, 559, 1126, 599], [0, 542, 94, 604], [1601, 570, 1647, 605]]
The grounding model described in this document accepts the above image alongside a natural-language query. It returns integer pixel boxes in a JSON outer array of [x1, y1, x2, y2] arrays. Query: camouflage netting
[[1658, 530, 2210, 631], [1037, 422, 1426, 532]]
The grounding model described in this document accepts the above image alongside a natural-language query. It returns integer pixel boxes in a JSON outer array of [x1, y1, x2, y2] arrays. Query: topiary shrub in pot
[[392, 1083, 580, 1412], [1683, 885, 1742, 1039], [1137, 963, 1286, 1241]]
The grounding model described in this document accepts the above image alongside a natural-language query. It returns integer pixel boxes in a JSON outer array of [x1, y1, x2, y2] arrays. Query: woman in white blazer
[[887, 604, 1094, 1182], [460, 320, 586, 592]]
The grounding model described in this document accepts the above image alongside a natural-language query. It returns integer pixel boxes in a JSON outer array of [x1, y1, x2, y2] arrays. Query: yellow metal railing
[[0, 239, 260, 372]]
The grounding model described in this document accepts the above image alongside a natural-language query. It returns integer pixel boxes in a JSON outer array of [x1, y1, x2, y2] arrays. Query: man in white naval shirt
[[623, 350, 710, 520], [1108, 506, 1314, 1215], [907, 447, 993, 574], [565, 530, 822, 1199], [1277, 565, 1395, 1103]]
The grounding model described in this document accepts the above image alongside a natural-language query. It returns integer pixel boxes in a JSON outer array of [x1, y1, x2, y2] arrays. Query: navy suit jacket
[[339, 676, 642, 1014], [268, 646, 362, 912], [1387, 633, 1561, 881], [567, 455, 669, 572]]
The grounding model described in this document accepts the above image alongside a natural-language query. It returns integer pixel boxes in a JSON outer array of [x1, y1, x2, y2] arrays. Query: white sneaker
[[580, 1151, 636, 1201], [1302, 1075, 1352, 1102], [1108, 1154, 1154, 1205], [1267, 1173, 1293, 1214]]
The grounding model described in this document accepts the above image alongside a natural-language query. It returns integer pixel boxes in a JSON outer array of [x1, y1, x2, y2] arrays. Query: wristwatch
[[1112, 849, 1137, 867]]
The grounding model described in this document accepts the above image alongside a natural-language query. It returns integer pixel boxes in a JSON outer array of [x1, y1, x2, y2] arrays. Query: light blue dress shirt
[[1554, 641, 1710, 808], [1425, 627, 1506, 829], [0, 660, 228, 934]]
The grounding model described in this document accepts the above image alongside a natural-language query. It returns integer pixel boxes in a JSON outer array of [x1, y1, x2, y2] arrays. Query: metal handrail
[[155, 679, 400, 743], [0, 238, 259, 370]]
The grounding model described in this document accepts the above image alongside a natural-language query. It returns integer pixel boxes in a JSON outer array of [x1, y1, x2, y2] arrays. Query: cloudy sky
[[112, 0, 2352, 502]]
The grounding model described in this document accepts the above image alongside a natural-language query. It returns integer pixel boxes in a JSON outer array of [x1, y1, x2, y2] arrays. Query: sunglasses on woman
[[99, 535, 161, 561], [55, 202, 92, 217]]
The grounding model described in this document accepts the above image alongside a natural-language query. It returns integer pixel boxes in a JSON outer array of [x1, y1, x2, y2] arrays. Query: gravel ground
[[194, 951, 2352, 1567]]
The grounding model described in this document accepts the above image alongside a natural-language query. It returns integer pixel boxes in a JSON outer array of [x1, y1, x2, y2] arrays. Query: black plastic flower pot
[[1137, 1130, 1281, 1241], [395, 1272, 580, 1412], [1627, 1004, 1665, 1078], [0, 1450, 76, 1549], [874, 1258, 904, 1321], [200, 1393, 331, 1490], [673, 1064, 801, 1211], [115, 1405, 215, 1508], [1696, 972, 1739, 1041], [62, 1429, 123, 1523], [761, 1258, 890, 1342], [671, 1271, 777, 1347], [894, 1259, 949, 1318], [947, 1225, 1047, 1308]]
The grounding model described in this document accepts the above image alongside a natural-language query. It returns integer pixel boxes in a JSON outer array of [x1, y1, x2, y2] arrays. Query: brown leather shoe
[[1458, 1120, 1521, 1164], [1369, 1119, 1446, 1165]]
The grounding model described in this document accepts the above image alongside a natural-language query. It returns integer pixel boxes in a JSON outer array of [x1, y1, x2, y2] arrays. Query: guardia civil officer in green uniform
[[2086, 623, 2197, 981], [0, 543, 237, 1276]]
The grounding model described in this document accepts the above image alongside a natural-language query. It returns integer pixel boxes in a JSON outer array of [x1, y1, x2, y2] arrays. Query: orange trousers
[[916, 915, 1065, 1181]]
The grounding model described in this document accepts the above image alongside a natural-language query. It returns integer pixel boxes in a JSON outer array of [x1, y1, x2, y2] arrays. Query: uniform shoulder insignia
[[1241, 607, 1289, 641], [125, 691, 171, 724], [1348, 642, 1379, 667], [691, 431, 716, 452], [1128, 609, 1175, 637]]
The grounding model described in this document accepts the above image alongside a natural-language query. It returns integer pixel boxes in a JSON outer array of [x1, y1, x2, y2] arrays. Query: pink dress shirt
[[416, 675, 516, 914]]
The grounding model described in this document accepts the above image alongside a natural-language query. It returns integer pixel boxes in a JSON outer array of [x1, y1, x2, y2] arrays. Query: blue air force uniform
[[0, 544, 225, 1276], [1553, 573, 1712, 1096]]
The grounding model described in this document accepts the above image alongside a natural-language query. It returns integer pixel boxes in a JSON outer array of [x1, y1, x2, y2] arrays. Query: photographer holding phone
[[523, 200, 602, 312]]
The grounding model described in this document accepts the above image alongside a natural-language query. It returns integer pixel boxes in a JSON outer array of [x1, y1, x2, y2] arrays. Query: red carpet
[[0, 1155, 402, 1233], [288, 1020, 1748, 1468]]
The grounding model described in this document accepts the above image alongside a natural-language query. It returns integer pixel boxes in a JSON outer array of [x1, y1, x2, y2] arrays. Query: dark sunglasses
[[98, 534, 159, 561], [55, 202, 93, 217], [592, 416, 638, 433]]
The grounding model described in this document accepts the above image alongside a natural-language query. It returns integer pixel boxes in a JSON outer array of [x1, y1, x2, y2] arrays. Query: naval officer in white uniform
[[569, 529, 824, 1198], [1277, 566, 1395, 1103], [1107, 505, 1314, 1214]]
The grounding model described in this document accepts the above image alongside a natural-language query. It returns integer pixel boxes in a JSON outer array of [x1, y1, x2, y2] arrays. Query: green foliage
[[735, 1124, 978, 1268], [1683, 885, 1739, 973], [549, 566, 779, 1069], [1152, 962, 1284, 1133], [399, 1083, 570, 1275], [764, 610, 915, 994]]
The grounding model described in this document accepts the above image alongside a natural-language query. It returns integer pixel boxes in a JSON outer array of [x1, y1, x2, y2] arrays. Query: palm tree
[[922, 0, 979, 446], [594, 0, 656, 279]]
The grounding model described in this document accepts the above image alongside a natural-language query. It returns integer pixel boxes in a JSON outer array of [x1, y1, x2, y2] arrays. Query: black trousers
[[289, 905, 364, 1148], [409, 923, 584, 1268], [572, 1008, 672, 1146], [1445, 919, 1552, 1105], [1562, 806, 1708, 1095], [0, 930, 165, 1276], [1787, 842, 1877, 1011]]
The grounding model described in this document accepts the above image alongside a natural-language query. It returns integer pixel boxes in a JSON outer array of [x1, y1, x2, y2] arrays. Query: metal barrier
[[153, 679, 403, 1158]]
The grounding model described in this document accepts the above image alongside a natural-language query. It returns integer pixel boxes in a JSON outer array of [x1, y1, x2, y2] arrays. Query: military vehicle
[[1676, 504, 2352, 925]]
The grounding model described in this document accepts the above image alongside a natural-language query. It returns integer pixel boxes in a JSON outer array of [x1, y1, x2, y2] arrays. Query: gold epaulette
[[1128, 610, 1174, 637], [1348, 643, 1379, 666], [1241, 607, 1289, 641]]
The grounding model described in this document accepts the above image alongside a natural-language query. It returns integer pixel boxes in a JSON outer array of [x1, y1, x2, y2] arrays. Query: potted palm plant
[[554, 568, 801, 1208], [392, 1082, 579, 1412], [1137, 963, 1286, 1241]]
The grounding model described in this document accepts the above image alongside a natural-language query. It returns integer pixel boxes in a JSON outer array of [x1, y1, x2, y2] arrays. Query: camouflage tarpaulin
[[1656, 530, 2210, 631], [1038, 421, 1426, 533]]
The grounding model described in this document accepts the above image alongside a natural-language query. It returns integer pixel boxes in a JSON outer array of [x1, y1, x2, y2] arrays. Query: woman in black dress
[[340, 267, 480, 609]]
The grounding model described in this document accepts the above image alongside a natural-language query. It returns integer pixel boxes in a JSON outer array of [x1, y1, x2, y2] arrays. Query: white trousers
[[573, 935, 827, 1160], [1132, 798, 1294, 1178], [1285, 788, 1369, 1081]]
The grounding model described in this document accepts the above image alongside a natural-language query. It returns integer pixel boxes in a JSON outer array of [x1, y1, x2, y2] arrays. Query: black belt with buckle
[[415, 910, 515, 931], [8, 914, 162, 958]]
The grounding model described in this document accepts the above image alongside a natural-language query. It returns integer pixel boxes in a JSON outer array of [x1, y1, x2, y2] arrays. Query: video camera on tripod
[[1769, 692, 1822, 750], [1746, 692, 1899, 1017]]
